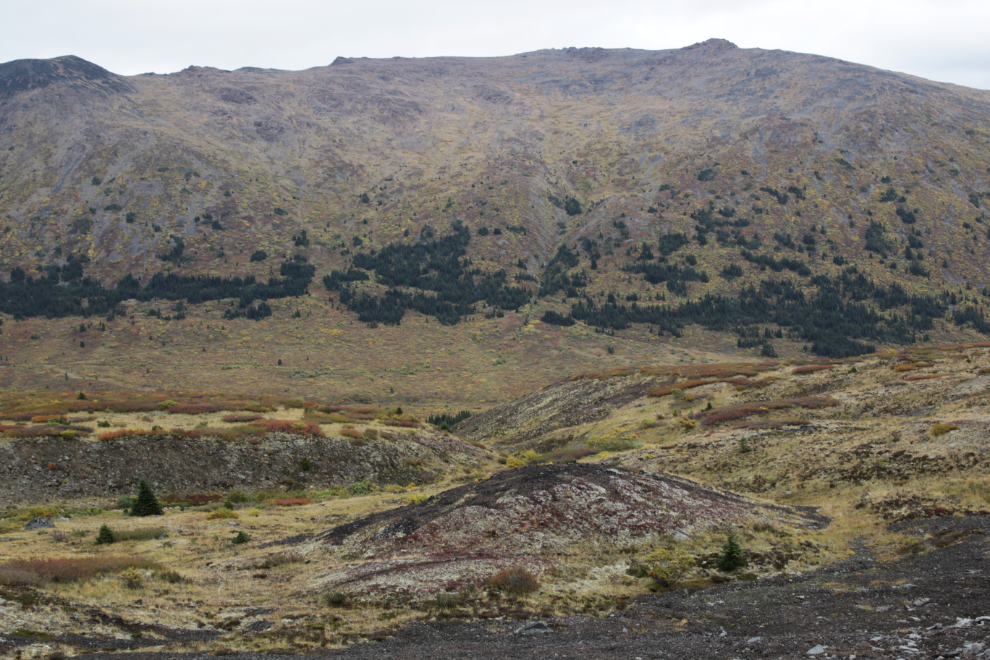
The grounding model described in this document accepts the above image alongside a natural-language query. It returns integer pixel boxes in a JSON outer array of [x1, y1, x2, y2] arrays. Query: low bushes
[[206, 507, 238, 520], [931, 423, 959, 437], [94, 526, 166, 544], [485, 567, 539, 594], [791, 365, 835, 375], [892, 362, 935, 372], [3, 424, 91, 439], [0, 556, 158, 586], [221, 414, 263, 423], [643, 547, 695, 587], [701, 396, 839, 427], [272, 498, 311, 506], [249, 419, 324, 436]]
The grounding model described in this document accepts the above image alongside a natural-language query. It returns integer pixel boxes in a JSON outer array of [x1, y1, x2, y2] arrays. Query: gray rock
[[515, 621, 549, 634], [24, 517, 54, 530], [806, 645, 825, 655]]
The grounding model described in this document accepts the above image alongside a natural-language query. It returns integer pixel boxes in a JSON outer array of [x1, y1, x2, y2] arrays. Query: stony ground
[[6, 515, 987, 659]]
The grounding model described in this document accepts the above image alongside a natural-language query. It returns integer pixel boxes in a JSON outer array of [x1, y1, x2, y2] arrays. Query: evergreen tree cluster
[[0, 260, 314, 320], [539, 244, 586, 297], [331, 222, 531, 326], [427, 410, 472, 430], [568, 269, 959, 358]]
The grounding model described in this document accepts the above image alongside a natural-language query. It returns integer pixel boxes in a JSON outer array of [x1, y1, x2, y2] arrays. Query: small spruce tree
[[131, 480, 164, 516], [716, 529, 745, 572], [95, 524, 116, 545]]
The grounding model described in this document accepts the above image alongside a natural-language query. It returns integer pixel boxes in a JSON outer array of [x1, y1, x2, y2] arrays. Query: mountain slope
[[1, 40, 990, 390]]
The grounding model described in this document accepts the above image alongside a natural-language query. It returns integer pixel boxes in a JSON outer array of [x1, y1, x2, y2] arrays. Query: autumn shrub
[[167, 403, 223, 415], [322, 591, 348, 607], [97, 428, 202, 441], [17, 505, 59, 521], [644, 547, 695, 587], [214, 425, 266, 441], [702, 396, 839, 426], [363, 428, 379, 440], [931, 423, 959, 437], [283, 398, 306, 409], [206, 507, 238, 520], [340, 427, 363, 440], [587, 433, 643, 452], [904, 374, 943, 381], [249, 419, 324, 436], [485, 567, 539, 594], [892, 362, 934, 372], [3, 425, 91, 438], [184, 494, 223, 506], [791, 365, 835, 375], [272, 498, 311, 506], [0, 556, 158, 585], [222, 413, 263, 423], [114, 527, 166, 542], [429, 592, 463, 609]]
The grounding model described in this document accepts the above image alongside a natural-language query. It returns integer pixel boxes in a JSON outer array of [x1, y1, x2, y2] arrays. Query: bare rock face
[[310, 464, 825, 599], [23, 517, 54, 530], [0, 55, 133, 97]]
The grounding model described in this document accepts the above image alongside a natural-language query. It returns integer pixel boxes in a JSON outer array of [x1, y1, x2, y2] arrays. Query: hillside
[[2, 40, 990, 398], [1, 349, 989, 657]]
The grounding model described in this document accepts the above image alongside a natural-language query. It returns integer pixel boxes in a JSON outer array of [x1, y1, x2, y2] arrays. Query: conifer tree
[[131, 480, 163, 516], [95, 524, 115, 545], [716, 529, 745, 572]]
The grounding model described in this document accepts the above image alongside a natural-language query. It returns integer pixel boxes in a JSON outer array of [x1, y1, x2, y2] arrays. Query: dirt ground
[[5, 515, 988, 659]]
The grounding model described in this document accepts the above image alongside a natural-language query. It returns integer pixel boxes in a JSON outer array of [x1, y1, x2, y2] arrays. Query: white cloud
[[2, 0, 988, 89]]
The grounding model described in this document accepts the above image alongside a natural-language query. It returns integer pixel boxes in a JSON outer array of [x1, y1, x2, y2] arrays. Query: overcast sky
[[4, 0, 989, 90]]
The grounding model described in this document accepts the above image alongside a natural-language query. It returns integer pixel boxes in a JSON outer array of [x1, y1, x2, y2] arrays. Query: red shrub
[[702, 396, 839, 426], [340, 427, 364, 440], [272, 498, 312, 506]]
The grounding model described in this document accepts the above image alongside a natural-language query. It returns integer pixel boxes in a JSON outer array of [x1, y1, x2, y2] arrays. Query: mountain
[[1, 40, 990, 398]]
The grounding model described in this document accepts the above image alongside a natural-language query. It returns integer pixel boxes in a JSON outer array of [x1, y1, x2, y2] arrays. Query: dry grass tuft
[[485, 567, 540, 594], [0, 556, 158, 586]]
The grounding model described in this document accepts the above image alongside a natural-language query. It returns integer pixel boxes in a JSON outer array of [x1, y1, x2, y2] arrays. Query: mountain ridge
[[1, 40, 989, 393]]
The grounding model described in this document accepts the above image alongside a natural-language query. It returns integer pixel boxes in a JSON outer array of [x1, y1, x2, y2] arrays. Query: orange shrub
[[904, 374, 944, 381], [272, 498, 311, 506], [340, 427, 363, 440]]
